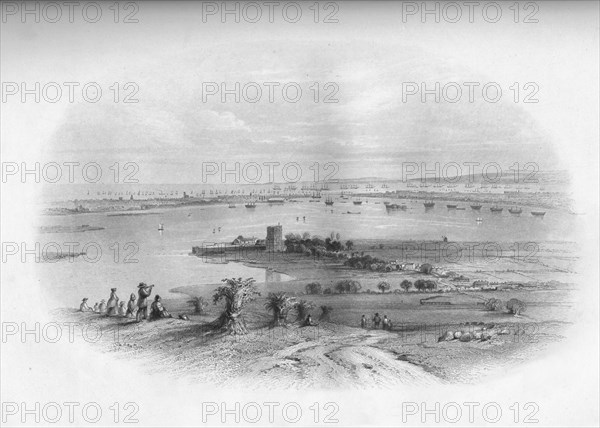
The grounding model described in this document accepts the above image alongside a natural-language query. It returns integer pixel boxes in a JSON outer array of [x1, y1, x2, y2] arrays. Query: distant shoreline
[[41, 189, 571, 217]]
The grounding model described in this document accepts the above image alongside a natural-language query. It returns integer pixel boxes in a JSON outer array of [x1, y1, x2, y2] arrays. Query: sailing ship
[[508, 206, 522, 214], [446, 204, 458, 209], [490, 205, 503, 213], [470, 204, 482, 210], [531, 211, 546, 217], [423, 201, 435, 208], [325, 196, 334, 206], [353, 200, 363, 205], [245, 202, 256, 208]]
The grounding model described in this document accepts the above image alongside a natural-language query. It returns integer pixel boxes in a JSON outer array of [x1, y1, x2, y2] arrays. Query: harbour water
[[35, 198, 580, 307]]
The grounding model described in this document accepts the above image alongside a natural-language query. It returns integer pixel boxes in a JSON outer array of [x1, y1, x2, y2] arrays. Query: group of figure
[[79, 282, 173, 322], [361, 313, 393, 330]]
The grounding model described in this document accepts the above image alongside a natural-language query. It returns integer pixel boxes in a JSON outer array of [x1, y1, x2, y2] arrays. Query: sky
[[1, 1, 599, 184]]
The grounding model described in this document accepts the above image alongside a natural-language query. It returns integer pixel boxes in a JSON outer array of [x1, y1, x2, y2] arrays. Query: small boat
[[470, 205, 482, 210], [353, 200, 363, 205], [490, 206, 503, 213], [423, 201, 435, 208], [531, 211, 546, 217], [345, 211, 361, 215], [158, 223, 164, 231], [508, 206, 522, 214], [446, 204, 457, 209], [325, 197, 334, 206], [386, 203, 407, 211], [245, 202, 256, 208]]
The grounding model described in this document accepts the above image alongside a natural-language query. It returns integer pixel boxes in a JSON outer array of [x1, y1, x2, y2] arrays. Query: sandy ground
[[54, 305, 564, 389]]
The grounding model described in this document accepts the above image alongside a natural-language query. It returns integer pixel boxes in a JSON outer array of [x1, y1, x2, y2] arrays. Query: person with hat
[[125, 293, 137, 318], [106, 288, 120, 316], [98, 299, 107, 313], [79, 298, 93, 312], [136, 282, 154, 322]]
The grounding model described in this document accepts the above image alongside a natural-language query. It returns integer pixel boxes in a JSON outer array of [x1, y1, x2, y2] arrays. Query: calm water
[[36, 198, 580, 307]]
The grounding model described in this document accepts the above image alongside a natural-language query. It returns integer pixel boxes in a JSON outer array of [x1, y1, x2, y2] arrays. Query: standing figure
[[126, 293, 137, 317], [136, 283, 154, 322], [382, 315, 389, 330], [372, 312, 381, 329], [93, 302, 99, 312], [360, 314, 367, 328], [106, 288, 119, 316], [79, 298, 93, 312]]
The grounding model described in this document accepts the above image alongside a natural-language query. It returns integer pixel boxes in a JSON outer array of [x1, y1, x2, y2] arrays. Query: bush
[[305, 282, 322, 295], [484, 298, 503, 311], [323, 287, 332, 295], [334, 279, 362, 294]]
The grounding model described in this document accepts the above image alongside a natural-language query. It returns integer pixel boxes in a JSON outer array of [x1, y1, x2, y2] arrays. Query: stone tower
[[266, 225, 284, 252]]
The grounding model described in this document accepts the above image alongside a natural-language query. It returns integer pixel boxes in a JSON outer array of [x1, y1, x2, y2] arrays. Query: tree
[[377, 281, 391, 293], [188, 296, 208, 314], [345, 240, 354, 251], [414, 279, 426, 291], [305, 282, 322, 295], [295, 300, 315, 322], [400, 280, 412, 292], [424, 280, 437, 290], [265, 292, 297, 326], [506, 298, 526, 315], [212, 277, 261, 335]]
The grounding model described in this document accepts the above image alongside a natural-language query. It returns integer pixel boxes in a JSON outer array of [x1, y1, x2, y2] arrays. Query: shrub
[[295, 300, 315, 322], [305, 282, 322, 295], [334, 279, 362, 294], [484, 298, 503, 311]]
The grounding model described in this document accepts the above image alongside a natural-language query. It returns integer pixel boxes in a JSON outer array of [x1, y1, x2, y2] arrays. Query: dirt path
[[225, 329, 444, 389]]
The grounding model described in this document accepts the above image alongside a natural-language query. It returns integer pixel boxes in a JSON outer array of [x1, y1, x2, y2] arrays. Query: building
[[266, 225, 284, 252], [232, 236, 259, 246]]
